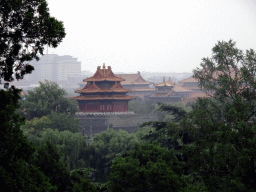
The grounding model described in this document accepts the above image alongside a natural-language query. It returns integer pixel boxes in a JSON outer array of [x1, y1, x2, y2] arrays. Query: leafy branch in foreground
[[0, 0, 65, 83]]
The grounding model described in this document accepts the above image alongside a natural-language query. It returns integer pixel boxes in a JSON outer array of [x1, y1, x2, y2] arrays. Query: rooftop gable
[[156, 77, 175, 87], [115, 72, 151, 85], [84, 64, 125, 82]]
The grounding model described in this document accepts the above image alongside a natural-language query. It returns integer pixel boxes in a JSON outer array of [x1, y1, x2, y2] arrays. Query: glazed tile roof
[[179, 67, 240, 83], [72, 95, 135, 101], [179, 76, 199, 83], [115, 72, 151, 85], [182, 92, 210, 104], [85, 64, 125, 82], [129, 88, 155, 92], [155, 77, 175, 87], [75, 81, 132, 93], [173, 85, 193, 92], [149, 91, 180, 97], [72, 64, 135, 102]]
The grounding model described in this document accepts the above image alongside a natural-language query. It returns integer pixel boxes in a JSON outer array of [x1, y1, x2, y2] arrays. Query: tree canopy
[[0, 87, 57, 191], [20, 80, 78, 119], [0, 0, 65, 83], [0, 1, 70, 191], [108, 142, 185, 192], [179, 40, 256, 191]]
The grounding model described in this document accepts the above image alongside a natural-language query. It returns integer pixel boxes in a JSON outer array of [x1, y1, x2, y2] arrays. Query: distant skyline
[[46, 0, 256, 73]]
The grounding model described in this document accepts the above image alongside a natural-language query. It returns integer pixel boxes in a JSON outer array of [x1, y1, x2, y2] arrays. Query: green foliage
[[180, 40, 256, 191], [157, 102, 187, 122], [128, 98, 155, 116], [139, 102, 190, 150], [20, 80, 78, 119], [26, 128, 89, 171], [0, 0, 65, 82], [22, 112, 81, 134], [0, 87, 56, 191], [108, 142, 185, 192], [47, 112, 81, 132], [32, 141, 71, 192], [0, 87, 32, 164], [85, 129, 139, 183], [22, 115, 52, 135], [181, 173, 207, 192], [70, 169, 98, 192]]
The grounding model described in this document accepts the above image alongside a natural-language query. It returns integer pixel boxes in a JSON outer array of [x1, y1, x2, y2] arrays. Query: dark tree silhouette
[[0, 0, 65, 83]]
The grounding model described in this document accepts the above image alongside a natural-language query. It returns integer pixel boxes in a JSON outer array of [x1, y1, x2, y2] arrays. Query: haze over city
[[45, 0, 256, 73]]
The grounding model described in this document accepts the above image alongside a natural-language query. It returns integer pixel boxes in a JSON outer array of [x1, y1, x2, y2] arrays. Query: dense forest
[[2, 1, 256, 191]]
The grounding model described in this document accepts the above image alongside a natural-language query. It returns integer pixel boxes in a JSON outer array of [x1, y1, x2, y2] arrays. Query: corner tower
[[72, 64, 135, 113]]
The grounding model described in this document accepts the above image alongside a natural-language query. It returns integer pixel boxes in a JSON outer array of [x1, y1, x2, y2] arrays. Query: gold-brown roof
[[149, 91, 179, 97], [173, 85, 193, 92], [84, 64, 125, 82], [115, 72, 151, 85], [129, 88, 155, 92], [179, 67, 240, 83], [155, 77, 175, 87], [71, 95, 135, 101], [75, 81, 132, 94], [182, 92, 209, 104], [179, 76, 198, 83]]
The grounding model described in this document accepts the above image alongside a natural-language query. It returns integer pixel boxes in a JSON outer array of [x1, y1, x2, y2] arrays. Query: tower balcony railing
[[75, 111, 135, 116]]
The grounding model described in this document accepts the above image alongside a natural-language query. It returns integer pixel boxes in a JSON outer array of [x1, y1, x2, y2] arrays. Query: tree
[[180, 40, 256, 191], [22, 112, 81, 134], [0, 0, 65, 83], [108, 142, 185, 192], [84, 129, 139, 183], [128, 98, 155, 117], [0, 1, 67, 191], [32, 141, 71, 192], [0, 87, 56, 191], [20, 80, 78, 119], [26, 128, 89, 171], [70, 169, 98, 192]]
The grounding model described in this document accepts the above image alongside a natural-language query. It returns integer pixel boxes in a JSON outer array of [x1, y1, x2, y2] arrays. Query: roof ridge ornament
[[103, 63, 106, 77]]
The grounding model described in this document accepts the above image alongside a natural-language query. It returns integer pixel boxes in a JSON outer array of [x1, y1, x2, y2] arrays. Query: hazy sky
[[46, 0, 256, 73]]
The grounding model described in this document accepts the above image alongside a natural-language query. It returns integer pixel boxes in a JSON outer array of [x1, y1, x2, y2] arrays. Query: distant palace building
[[145, 77, 182, 103], [27, 54, 81, 82], [145, 77, 193, 104], [178, 67, 241, 104], [115, 72, 154, 99], [72, 64, 135, 113], [178, 76, 201, 92]]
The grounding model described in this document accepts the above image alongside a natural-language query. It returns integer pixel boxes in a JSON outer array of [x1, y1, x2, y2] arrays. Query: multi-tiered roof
[[72, 64, 134, 112]]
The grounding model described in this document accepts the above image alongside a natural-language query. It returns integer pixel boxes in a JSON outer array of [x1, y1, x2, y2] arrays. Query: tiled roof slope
[[179, 67, 240, 83], [115, 72, 151, 85], [156, 77, 175, 87], [75, 82, 132, 94], [85, 64, 125, 82]]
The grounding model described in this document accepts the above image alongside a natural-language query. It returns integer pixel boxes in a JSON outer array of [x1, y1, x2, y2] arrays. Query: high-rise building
[[27, 54, 81, 82]]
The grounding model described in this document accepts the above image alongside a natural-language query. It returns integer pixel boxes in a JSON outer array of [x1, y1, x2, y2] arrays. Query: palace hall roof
[[155, 77, 175, 87], [173, 85, 193, 93], [75, 81, 132, 94], [72, 64, 135, 102], [84, 64, 125, 82], [179, 67, 240, 83], [115, 72, 151, 85], [149, 91, 180, 98], [179, 76, 198, 83], [72, 95, 135, 101]]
